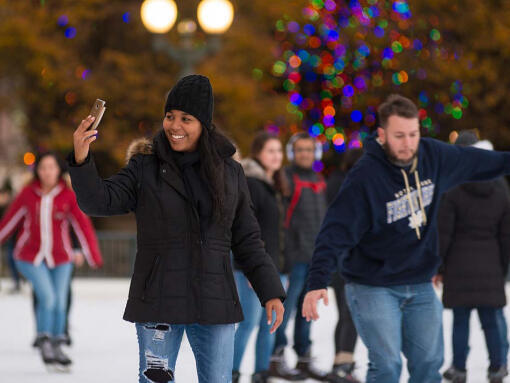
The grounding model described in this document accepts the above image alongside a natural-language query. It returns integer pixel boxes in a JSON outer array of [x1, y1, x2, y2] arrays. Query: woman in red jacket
[[0, 152, 103, 369]]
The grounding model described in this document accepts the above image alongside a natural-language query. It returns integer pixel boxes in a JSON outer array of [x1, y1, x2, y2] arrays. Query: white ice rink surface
[[0, 278, 508, 383]]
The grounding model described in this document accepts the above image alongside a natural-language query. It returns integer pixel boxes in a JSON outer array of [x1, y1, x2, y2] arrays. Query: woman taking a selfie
[[68, 75, 286, 383]]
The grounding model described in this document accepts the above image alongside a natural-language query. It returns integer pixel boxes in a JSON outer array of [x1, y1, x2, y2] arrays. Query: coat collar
[[153, 130, 189, 201], [30, 180, 65, 197]]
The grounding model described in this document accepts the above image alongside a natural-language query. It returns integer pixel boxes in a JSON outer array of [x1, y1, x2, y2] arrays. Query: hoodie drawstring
[[400, 157, 426, 239], [414, 170, 427, 226]]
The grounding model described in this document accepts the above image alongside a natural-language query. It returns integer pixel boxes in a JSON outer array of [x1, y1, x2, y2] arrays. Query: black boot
[[442, 366, 466, 383], [39, 335, 56, 365], [252, 370, 269, 383], [332, 363, 360, 382], [488, 366, 508, 383], [268, 347, 308, 381], [232, 370, 240, 383], [52, 337, 72, 367], [295, 352, 346, 383]]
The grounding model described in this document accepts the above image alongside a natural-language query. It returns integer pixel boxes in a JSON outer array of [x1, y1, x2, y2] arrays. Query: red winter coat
[[0, 180, 103, 268]]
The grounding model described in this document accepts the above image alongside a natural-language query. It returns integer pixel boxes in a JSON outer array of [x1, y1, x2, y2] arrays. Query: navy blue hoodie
[[308, 133, 510, 289]]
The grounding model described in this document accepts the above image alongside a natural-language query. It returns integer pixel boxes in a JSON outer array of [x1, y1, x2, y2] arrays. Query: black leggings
[[330, 272, 357, 354]]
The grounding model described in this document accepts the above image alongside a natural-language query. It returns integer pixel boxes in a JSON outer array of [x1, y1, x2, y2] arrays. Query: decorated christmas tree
[[272, 0, 469, 171]]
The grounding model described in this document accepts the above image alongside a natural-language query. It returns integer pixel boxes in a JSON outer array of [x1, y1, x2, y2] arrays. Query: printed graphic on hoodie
[[386, 179, 435, 229]]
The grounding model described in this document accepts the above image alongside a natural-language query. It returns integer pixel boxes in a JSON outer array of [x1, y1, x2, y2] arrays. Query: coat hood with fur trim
[[240, 158, 273, 185], [125, 138, 153, 164]]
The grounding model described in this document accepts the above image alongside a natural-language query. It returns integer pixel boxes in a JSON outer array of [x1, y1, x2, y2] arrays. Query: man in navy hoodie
[[302, 94, 510, 383]]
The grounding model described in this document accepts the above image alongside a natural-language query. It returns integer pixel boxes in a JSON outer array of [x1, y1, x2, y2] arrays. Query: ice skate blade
[[54, 364, 72, 373], [46, 363, 72, 373]]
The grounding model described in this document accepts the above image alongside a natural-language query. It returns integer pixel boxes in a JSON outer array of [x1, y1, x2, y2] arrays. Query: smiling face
[[377, 115, 420, 166], [163, 109, 203, 152]]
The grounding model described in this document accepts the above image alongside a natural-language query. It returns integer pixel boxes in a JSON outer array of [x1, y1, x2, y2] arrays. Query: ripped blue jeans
[[136, 322, 235, 383]]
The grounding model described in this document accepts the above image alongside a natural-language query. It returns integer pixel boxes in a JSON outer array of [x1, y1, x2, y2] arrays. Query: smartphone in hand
[[88, 99, 106, 130]]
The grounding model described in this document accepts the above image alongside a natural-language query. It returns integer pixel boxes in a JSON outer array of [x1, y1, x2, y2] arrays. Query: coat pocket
[[204, 237, 231, 274]]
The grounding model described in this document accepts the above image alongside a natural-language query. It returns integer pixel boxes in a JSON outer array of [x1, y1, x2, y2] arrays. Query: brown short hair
[[378, 94, 418, 128]]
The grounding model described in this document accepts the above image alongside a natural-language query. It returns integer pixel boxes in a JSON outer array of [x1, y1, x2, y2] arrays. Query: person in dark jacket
[[232, 131, 290, 383], [68, 75, 285, 383], [303, 94, 510, 383], [437, 132, 510, 383], [269, 132, 342, 382], [326, 148, 363, 382]]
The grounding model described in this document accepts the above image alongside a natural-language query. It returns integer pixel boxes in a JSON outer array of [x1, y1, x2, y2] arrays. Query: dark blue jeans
[[496, 308, 509, 366], [136, 322, 235, 383], [452, 307, 503, 371], [233, 271, 288, 372], [345, 282, 443, 383], [273, 262, 311, 356]]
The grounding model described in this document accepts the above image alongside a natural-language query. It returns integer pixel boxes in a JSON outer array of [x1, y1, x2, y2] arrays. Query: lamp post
[[140, 0, 234, 79]]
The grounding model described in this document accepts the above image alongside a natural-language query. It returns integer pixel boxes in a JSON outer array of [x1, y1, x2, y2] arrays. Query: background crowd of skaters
[[0, 75, 510, 383], [231, 131, 362, 383]]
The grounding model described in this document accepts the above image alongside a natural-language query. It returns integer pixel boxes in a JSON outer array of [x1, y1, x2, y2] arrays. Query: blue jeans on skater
[[233, 271, 288, 372], [496, 308, 509, 366], [136, 322, 235, 383], [345, 282, 443, 383], [16, 260, 73, 337], [273, 262, 311, 356], [452, 307, 503, 371]]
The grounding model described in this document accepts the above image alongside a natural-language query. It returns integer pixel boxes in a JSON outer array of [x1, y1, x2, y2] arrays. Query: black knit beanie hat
[[455, 131, 478, 146], [164, 75, 213, 130]]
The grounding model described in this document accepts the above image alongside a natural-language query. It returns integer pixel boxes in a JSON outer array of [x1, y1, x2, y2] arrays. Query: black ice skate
[[39, 335, 56, 371], [442, 366, 466, 383], [52, 337, 72, 372], [268, 347, 307, 381], [295, 352, 349, 383]]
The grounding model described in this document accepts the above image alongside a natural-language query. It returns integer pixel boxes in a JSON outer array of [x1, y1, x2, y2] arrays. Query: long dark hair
[[33, 151, 67, 182], [197, 123, 230, 222], [250, 131, 290, 197]]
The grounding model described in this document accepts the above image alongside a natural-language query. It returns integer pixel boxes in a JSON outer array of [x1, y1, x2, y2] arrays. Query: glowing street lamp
[[140, 0, 178, 34], [140, 0, 234, 78], [197, 0, 234, 34]]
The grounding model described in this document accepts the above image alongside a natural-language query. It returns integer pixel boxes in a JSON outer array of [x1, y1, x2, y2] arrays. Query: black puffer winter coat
[[68, 131, 285, 324], [438, 179, 510, 308]]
